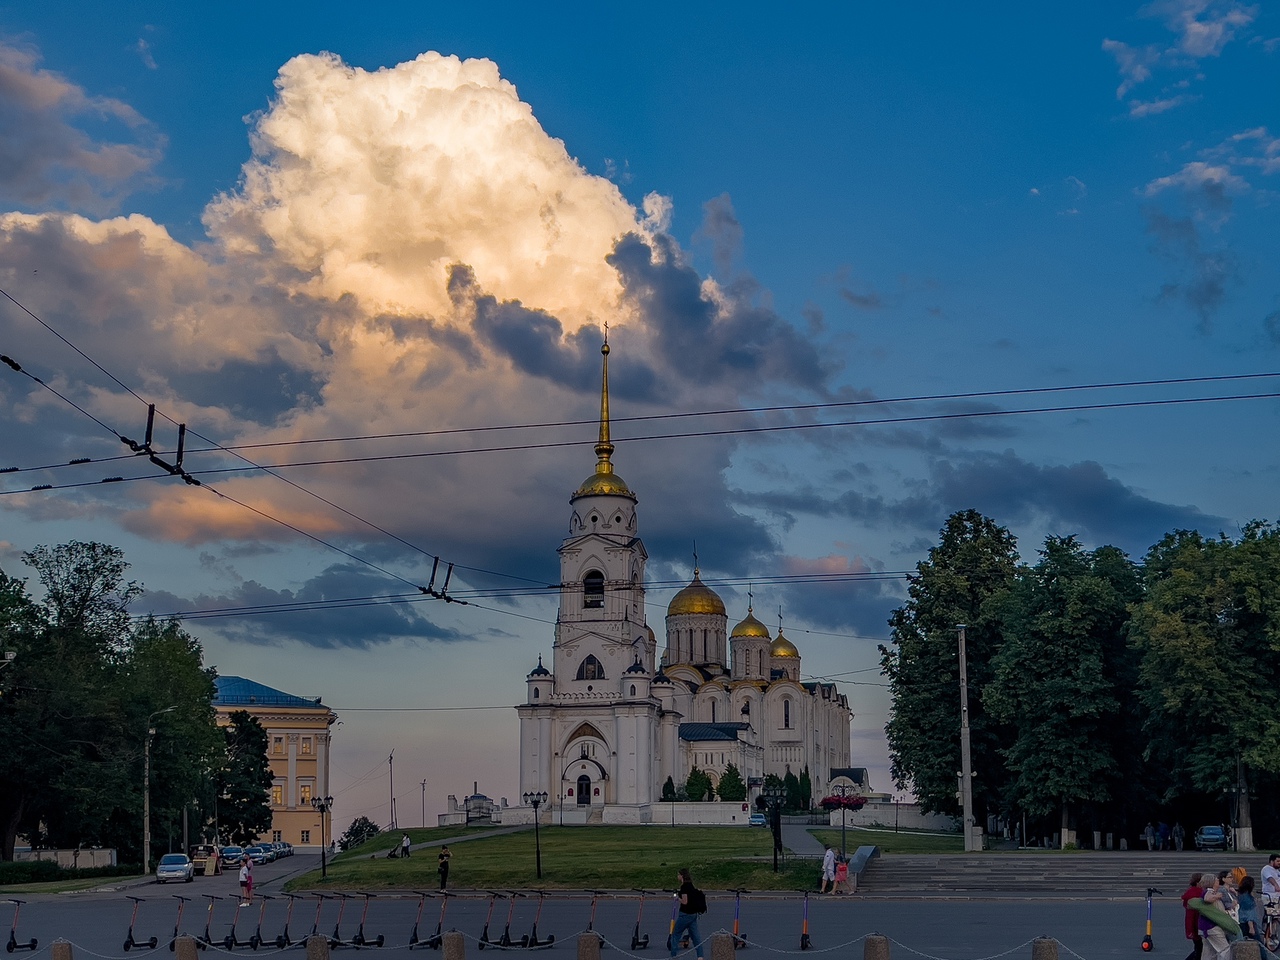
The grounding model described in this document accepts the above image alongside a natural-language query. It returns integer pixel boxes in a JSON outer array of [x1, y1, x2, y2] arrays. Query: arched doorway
[[576, 774, 591, 805]]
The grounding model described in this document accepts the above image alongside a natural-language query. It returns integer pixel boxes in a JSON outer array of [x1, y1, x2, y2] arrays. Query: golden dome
[[770, 632, 800, 658], [731, 609, 771, 639], [574, 468, 635, 499], [666, 571, 726, 617]]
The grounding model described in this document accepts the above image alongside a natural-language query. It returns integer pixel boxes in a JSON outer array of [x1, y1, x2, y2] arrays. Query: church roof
[[214, 676, 323, 708], [771, 631, 800, 658], [678, 722, 751, 743], [529, 655, 551, 677], [667, 570, 726, 617], [624, 658, 648, 674], [731, 607, 771, 639]]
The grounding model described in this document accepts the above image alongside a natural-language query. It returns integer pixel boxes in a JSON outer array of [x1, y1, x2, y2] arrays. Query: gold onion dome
[[771, 632, 800, 658], [731, 608, 771, 639], [573, 339, 636, 500], [667, 570, 727, 617]]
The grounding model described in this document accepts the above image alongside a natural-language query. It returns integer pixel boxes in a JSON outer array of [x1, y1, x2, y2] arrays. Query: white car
[[156, 853, 194, 883]]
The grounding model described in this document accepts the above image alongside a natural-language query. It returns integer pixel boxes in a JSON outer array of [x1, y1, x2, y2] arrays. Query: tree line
[[881, 509, 1280, 847], [0, 541, 274, 865]]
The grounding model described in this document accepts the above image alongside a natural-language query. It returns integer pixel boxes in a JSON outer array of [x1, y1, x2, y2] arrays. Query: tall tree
[[717, 764, 747, 801], [1132, 523, 1280, 850], [985, 537, 1144, 841], [219, 710, 275, 845], [880, 510, 1020, 818]]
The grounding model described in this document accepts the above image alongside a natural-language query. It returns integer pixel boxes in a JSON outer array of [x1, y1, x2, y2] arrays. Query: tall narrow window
[[710, 701, 716, 722], [583, 570, 605, 608], [783, 699, 791, 729]]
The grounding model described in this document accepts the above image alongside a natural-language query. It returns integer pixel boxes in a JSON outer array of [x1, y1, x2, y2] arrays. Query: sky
[[0, 1, 1277, 830]]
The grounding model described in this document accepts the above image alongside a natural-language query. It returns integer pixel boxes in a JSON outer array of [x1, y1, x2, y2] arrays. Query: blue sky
[[0, 1, 1276, 825]]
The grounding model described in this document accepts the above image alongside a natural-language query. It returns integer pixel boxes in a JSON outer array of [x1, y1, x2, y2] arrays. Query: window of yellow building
[[272, 736, 284, 755], [301, 737, 313, 755], [300, 830, 310, 844], [271, 785, 283, 805], [300, 783, 312, 803]]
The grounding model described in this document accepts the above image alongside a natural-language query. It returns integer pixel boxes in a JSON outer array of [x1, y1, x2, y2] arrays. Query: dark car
[[1195, 825, 1228, 850], [220, 845, 244, 866]]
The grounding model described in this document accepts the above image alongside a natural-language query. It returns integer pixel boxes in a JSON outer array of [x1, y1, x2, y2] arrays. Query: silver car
[[156, 853, 194, 883]]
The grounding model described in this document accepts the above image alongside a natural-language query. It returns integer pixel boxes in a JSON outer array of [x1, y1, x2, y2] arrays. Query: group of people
[[1182, 853, 1280, 960], [819, 845, 851, 894], [1145, 821, 1188, 850]]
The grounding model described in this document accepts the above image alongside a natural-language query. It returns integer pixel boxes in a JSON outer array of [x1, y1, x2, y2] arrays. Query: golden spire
[[573, 327, 635, 500]]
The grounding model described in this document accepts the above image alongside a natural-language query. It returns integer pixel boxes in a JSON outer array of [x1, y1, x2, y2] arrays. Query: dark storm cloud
[[607, 233, 833, 394], [169, 357, 325, 423], [140, 563, 464, 649], [0, 40, 164, 211], [777, 575, 901, 637], [449, 263, 660, 399]]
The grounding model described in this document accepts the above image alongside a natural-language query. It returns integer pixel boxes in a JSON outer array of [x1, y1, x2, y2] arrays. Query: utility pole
[[956, 625, 977, 852], [421, 779, 428, 828], [388, 751, 397, 829]]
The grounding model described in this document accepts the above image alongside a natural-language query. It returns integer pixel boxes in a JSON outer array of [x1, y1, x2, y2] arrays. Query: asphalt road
[[2, 855, 1190, 960]]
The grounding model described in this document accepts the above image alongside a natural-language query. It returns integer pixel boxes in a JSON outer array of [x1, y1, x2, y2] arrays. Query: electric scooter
[[1142, 887, 1162, 952], [351, 894, 384, 948], [727, 889, 747, 949], [6, 899, 37, 952], [583, 891, 605, 948], [499, 892, 527, 949], [798, 891, 811, 950], [666, 893, 679, 952], [124, 896, 160, 951], [329, 893, 360, 949], [629, 890, 649, 950], [169, 896, 191, 951], [248, 895, 272, 950], [224, 899, 255, 950], [477, 892, 502, 950], [421, 892, 450, 950], [407, 893, 432, 949], [276, 894, 303, 949], [197, 896, 220, 949], [525, 891, 554, 948]]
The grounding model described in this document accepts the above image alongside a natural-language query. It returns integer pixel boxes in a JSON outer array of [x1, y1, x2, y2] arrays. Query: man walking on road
[[820, 845, 836, 894], [401, 834, 412, 858]]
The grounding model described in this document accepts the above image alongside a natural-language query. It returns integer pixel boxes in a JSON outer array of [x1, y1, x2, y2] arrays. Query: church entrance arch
[[576, 774, 591, 805]]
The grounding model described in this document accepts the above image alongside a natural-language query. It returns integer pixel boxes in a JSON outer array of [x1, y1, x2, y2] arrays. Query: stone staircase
[[858, 852, 1259, 897]]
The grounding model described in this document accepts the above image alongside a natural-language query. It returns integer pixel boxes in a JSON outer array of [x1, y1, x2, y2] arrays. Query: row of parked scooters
[[72, 888, 763, 953]]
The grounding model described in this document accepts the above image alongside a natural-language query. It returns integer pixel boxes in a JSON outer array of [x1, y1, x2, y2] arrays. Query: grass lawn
[[288, 826, 817, 892], [811, 827, 963, 855], [332, 826, 499, 861], [0, 874, 147, 894]]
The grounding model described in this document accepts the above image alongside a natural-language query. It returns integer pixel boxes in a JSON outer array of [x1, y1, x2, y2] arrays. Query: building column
[[317, 732, 330, 798], [287, 734, 299, 807]]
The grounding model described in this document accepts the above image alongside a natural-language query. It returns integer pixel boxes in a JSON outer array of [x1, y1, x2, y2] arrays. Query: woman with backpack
[[670, 868, 706, 960]]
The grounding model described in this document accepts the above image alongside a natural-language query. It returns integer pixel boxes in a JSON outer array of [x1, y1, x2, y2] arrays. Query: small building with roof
[[516, 341, 852, 823], [213, 676, 337, 850]]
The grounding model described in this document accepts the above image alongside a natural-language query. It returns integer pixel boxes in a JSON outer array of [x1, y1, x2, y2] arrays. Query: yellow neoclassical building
[[213, 676, 338, 851]]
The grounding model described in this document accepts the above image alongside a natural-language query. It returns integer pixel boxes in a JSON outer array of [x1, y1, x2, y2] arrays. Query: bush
[[0, 861, 140, 883]]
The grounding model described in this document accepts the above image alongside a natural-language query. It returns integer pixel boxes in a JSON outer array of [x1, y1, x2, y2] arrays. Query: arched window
[[630, 684, 637, 696], [583, 570, 605, 608], [783, 699, 791, 729], [533, 688, 540, 699], [576, 655, 605, 681], [710, 701, 716, 722]]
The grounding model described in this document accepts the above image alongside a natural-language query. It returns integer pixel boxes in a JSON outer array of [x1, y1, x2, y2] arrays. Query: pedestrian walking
[[670, 868, 706, 960], [819, 844, 836, 893], [1201, 874, 1233, 960], [1181, 872, 1204, 960], [437, 845, 451, 890], [1173, 822, 1186, 852], [401, 833, 412, 858], [1144, 822, 1156, 851], [239, 858, 253, 906]]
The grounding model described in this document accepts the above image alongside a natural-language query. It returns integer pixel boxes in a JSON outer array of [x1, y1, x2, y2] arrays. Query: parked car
[[748, 812, 768, 827], [1195, 825, 1228, 850], [188, 844, 221, 876], [156, 853, 194, 883], [220, 845, 245, 866], [244, 845, 271, 864]]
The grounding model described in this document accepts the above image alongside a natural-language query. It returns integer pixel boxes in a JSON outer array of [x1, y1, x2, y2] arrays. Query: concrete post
[[864, 934, 891, 960], [51, 943, 74, 960], [174, 937, 200, 960], [1232, 941, 1262, 960], [577, 932, 603, 960], [442, 931, 466, 960], [1031, 938, 1058, 960], [710, 932, 735, 960], [305, 935, 330, 960]]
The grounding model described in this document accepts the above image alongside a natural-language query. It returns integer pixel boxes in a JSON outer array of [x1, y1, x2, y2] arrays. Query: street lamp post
[[143, 706, 177, 873], [522, 792, 548, 879], [421, 779, 428, 828], [311, 795, 334, 879], [833, 783, 853, 857], [956, 624, 977, 853], [762, 783, 785, 872]]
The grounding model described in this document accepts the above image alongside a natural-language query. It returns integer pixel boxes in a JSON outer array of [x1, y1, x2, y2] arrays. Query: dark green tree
[[661, 776, 677, 802], [880, 510, 1020, 818], [219, 710, 275, 845], [799, 766, 813, 810], [717, 764, 747, 801], [340, 816, 381, 849], [985, 537, 1144, 841], [783, 771, 802, 811], [685, 766, 713, 802]]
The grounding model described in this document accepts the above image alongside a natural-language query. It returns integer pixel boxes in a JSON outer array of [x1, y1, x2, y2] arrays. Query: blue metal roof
[[213, 675, 324, 708], [678, 722, 750, 743]]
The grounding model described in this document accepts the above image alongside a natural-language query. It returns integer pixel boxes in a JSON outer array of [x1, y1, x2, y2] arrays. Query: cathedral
[[515, 341, 853, 822]]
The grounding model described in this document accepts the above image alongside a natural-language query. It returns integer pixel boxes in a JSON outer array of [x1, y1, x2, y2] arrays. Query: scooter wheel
[[250, 937, 259, 950], [7, 942, 15, 954], [224, 936, 234, 950], [276, 939, 286, 950], [149, 939, 159, 949], [124, 942, 133, 952], [376, 937, 385, 948]]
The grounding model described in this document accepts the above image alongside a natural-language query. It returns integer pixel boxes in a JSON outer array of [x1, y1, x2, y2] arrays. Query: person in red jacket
[[1182, 873, 1205, 960]]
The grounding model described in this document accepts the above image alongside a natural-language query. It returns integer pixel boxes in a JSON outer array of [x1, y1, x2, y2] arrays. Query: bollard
[[51, 943, 73, 960], [864, 933, 891, 960], [577, 932, 603, 960], [1031, 938, 1058, 960], [174, 937, 200, 960], [442, 931, 466, 960], [305, 934, 331, 960], [711, 931, 736, 960], [1232, 942, 1262, 960]]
